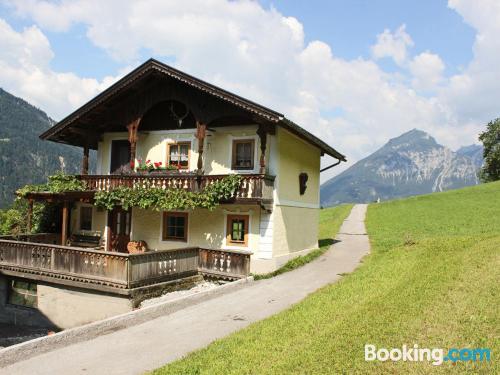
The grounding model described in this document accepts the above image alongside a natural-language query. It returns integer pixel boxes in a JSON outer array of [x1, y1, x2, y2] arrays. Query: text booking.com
[[365, 344, 491, 366]]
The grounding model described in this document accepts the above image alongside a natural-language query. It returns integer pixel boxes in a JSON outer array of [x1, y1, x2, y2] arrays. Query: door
[[110, 140, 131, 174], [107, 208, 131, 252]]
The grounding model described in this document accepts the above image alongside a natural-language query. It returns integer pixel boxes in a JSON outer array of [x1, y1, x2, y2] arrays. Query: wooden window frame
[[8, 279, 38, 308], [167, 142, 191, 170], [80, 206, 93, 231], [226, 214, 249, 247], [162, 212, 188, 242], [231, 139, 255, 170]]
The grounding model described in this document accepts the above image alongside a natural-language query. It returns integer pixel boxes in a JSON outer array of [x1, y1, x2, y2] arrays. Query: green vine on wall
[[94, 174, 242, 211], [16, 173, 86, 199], [16, 173, 242, 212]]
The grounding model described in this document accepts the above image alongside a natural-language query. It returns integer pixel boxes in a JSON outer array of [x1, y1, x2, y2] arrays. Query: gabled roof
[[40, 58, 346, 161]]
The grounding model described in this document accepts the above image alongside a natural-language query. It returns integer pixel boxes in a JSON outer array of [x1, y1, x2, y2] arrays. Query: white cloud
[[444, 0, 500, 124], [3, 0, 496, 182], [409, 52, 445, 91], [0, 18, 121, 119], [371, 24, 414, 66]]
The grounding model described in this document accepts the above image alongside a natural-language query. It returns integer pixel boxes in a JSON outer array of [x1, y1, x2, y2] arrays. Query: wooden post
[[82, 144, 89, 175], [257, 125, 268, 174], [61, 201, 69, 246], [195, 121, 207, 173], [127, 118, 141, 168], [27, 199, 33, 233]]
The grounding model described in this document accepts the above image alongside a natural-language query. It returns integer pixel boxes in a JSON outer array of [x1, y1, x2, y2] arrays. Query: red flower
[[130, 161, 135, 168], [158, 162, 162, 165], [146, 159, 151, 163]]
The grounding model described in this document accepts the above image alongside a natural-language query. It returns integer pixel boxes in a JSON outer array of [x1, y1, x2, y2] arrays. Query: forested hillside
[[0, 88, 89, 208]]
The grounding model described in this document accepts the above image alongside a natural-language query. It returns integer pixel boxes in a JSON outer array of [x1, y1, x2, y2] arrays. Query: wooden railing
[[199, 248, 252, 279], [0, 233, 60, 244], [0, 240, 252, 293], [128, 247, 199, 288], [78, 174, 274, 202], [0, 240, 129, 289]]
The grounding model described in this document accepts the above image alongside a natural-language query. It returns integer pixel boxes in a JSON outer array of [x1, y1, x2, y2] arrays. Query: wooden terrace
[[0, 235, 251, 295]]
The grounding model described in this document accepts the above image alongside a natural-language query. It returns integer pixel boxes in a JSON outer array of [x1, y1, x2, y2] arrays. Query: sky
[[0, 0, 497, 181]]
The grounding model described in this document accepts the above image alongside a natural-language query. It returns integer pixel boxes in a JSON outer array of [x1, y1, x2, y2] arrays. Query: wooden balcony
[[0, 237, 251, 295], [78, 174, 274, 205]]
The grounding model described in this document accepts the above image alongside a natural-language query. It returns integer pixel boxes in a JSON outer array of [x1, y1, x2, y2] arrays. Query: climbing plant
[[16, 172, 86, 198], [94, 174, 242, 211]]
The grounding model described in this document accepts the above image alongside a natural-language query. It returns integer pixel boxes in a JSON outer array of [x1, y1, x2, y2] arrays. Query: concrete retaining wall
[[0, 276, 253, 368]]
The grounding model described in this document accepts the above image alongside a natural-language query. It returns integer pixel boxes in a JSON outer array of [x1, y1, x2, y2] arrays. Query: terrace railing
[[0, 239, 251, 294], [199, 248, 252, 280]]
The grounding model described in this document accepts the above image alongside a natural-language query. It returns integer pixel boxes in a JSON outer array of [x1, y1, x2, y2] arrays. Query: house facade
[[71, 123, 326, 272], [0, 59, 344, 328]]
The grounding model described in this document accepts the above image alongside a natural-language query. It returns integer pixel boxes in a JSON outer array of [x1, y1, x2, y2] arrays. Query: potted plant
[[127, 240, 148, 254], [133, 158, 193, 175]]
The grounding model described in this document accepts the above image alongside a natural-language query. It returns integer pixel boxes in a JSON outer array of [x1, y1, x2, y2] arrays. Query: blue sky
[[0, 0, 496, 179], [263, 1, 475, 71]]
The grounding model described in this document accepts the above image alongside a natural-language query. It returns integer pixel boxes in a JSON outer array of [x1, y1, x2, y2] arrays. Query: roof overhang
[[40, 58, 346, 161]]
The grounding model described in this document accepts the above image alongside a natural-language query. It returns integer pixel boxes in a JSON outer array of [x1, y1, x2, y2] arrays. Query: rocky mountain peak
[[321, 129, 482, 206]]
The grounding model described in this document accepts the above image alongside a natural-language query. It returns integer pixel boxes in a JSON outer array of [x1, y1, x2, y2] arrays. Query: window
[[8, 280, 37, 308], [80, 206, 93, 231], [226, 214, 249, 247], [167, 142, 190, 169], [162, 212, 188, 241], [232, 139, 255, 170]]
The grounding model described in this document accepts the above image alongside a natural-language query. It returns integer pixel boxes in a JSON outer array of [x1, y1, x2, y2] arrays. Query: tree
[[479, 118, 500, 182]]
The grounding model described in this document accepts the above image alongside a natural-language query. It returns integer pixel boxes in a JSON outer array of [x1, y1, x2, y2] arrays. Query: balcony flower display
[[134, 159, 182, 174]]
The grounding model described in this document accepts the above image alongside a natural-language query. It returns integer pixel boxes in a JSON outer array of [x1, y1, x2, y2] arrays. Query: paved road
[[1, 204, 370, 375]]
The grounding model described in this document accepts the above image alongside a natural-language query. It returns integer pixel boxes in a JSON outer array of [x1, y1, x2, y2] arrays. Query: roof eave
[[40, 58, 284, 141]]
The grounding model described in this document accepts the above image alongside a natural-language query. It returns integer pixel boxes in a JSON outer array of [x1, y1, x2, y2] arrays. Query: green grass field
[[153, 182, 499, 374]]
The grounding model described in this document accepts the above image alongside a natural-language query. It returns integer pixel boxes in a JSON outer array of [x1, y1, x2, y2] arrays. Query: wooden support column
[[195, 121, 207, 173], [257, 125, 268, 174], [81, 144, 89, 175], [27, 199, 33, 233], [127, 118, 141, 168], [61, 201, 69, 246]]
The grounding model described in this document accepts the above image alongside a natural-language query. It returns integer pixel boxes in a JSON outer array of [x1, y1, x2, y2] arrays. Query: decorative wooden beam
[[61, 201, 69, 246], [82, 144, 90, 175], [127, 117, 141, 167], [195, 121, 207, 173], [27, 199, 33, 233], [257, 125, 268, 174]]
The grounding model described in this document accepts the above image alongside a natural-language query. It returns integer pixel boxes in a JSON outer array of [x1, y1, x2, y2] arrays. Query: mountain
[[456, 144, 484, 169], [321, 129, 482, 206], [0, 88, 91, 208]]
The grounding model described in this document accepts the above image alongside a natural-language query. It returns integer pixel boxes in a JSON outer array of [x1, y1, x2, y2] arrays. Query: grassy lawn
[[253, 203, 353, 279], [153, 182, 499, 374]]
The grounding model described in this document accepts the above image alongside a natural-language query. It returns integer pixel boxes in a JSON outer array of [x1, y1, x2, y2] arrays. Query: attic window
[[232, 139, 254, 170]]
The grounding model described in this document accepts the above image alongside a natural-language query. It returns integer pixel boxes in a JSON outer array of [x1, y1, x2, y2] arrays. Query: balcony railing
[[0, 238, 251, 294], [78, 174, 274, 202]]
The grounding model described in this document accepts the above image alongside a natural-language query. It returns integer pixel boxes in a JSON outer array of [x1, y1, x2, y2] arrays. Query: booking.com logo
[[365, 344, 491, 366]]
